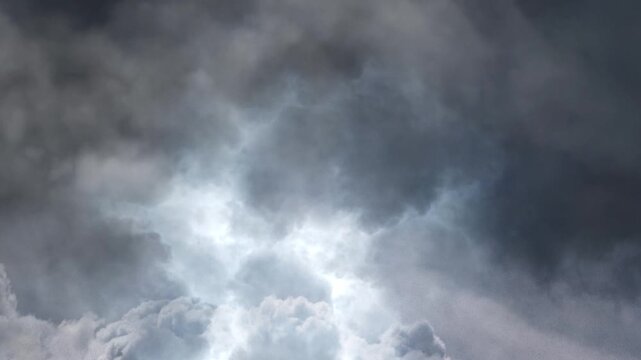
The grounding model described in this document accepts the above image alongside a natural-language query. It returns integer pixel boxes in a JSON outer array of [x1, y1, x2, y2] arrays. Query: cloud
[[216, 295, 451, 360], [367, 187, 641, 359], [86, 297, 214, 360], [231, 296, 340, 360], [0, 265, 17, 317], [0, 4, 235, 320], [0, 0, 124, 29], [391, 322, 448, 360], [0, 203, 184, 321], [1, 0, 641, 359], [233, 252, 331, 306], [0, 263, 214, 360]]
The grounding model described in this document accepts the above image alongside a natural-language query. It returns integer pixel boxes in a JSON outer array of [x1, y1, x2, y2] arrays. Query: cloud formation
[[0, 264, 214, 360], [1, 0, 640, 359], [232, 296, 340, 360], [392, 322, 448, 360]]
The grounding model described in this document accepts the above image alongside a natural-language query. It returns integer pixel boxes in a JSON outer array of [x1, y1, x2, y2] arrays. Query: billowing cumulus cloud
[[0, 264, 214, 360], [231, 296, 340, 360], [391, 322, 448, 360], [0, 0, 640, 359]]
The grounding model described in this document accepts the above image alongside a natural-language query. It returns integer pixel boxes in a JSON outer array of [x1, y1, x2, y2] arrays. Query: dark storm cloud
[[515, 0, 641, 100], [0, 203, 184, 321], [228, 0, 641, 299], [2, 0, 641, 358], [366, 193, 641, 359], [477, 142, 641, 287], [0, 0, 123, 29], [240, 70, 496, 226], [215, 1, 641, 356], [232, 0, 499, 227], [461, 0, 641, 297], [341, 1, 641, 354], [0, 6, 236, 320], [0, 0, 260, 30]]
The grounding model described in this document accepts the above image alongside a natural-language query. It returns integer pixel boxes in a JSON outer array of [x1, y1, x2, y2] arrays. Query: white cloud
[[231, 296, 340, 360], [115, 180, 451, 360], [0, 264, 214, 360]]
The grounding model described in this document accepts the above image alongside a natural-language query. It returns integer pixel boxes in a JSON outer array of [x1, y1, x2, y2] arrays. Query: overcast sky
[[1, 1, 640, 359]]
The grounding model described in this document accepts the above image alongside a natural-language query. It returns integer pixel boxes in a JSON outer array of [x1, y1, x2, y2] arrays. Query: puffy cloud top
[[0, 264, 214, 360]]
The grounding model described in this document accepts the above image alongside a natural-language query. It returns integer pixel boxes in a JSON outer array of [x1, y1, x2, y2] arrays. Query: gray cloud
[[367, 188, 641, 359], [0, 4, 236, 320], [239, 69, 496, 227], [1, 0, 123, 29], [231, 296, 339, 360], [233, 252, 330, 306], [228, 0, 641, 301], [1, 0, 641, 358], [467, 1, 641, 298], [392, 322, 447, 359], [0, 204, 184, 321], [0, 264, 214, 360]]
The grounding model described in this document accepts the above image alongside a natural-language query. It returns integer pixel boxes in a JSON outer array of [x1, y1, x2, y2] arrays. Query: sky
[[0, 0, 640, 359]]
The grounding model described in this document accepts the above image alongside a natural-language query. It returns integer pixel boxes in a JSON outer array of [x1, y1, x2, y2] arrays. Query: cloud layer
[[1, 0, 640, 359]]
